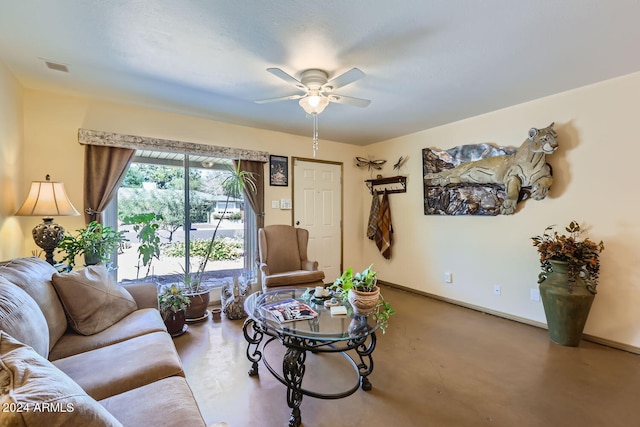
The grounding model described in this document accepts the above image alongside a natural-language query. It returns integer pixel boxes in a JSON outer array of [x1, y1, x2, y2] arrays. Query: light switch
[[280, 199, 292, 210], [271, 200, 280, 209]]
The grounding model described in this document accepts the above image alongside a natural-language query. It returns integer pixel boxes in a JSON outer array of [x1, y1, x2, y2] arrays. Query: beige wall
[[20, 90, 366, 270], [364, 71, 640, 349], [0, 62, 24, 259], [5, 68, 640, 349]]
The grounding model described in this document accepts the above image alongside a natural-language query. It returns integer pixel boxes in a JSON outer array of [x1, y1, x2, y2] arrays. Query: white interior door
[[293, 159, 342, 283]]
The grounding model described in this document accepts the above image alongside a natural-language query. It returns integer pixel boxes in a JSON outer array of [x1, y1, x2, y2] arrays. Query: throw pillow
[[52, 265, 137, 336], [0, 331, 122, 426]]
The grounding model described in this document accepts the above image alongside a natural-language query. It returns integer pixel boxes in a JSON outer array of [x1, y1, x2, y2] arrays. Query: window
[[106, 150, 255, 287]]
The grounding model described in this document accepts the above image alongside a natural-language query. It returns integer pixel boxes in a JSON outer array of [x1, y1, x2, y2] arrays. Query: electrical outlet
[[493, 284, 501, 296], [444, 272, 453, 283], [530, 288, 540, 302]]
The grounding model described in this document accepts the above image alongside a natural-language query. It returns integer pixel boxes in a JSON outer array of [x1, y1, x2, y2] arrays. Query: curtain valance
[[78, 128, 269, 163]]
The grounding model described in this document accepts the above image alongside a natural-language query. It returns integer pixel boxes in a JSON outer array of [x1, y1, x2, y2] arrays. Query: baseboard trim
[[379, 280, 640, 355]]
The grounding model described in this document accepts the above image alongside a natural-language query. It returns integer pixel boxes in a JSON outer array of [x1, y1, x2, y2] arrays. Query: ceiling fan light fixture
[[299, 94, 329, 115], [258, 67, 369, 158]]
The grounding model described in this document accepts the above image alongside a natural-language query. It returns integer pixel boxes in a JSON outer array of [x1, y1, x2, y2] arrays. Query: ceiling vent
[[43, 60, 69, 73]]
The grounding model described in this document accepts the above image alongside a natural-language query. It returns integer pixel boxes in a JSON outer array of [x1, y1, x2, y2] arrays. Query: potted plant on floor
[[180, 160, 256, 321], [532, 220, 605, 346], [58, 221, 125, 269], [330, 264, 395, 333], [176, 263, 212, 322], [158, 284, 191, 337]]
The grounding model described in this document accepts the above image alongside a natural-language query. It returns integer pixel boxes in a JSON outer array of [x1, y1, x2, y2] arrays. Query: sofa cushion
[[99, 376, 206, 427], [0, 257, 67, 351], [121, 282, 160, 310], [0, 331, 122, 427], [52, 331, 184, 401], [49, 308, 167, 361], [0, 277, 49, 357], [52, 265, 137, 336]]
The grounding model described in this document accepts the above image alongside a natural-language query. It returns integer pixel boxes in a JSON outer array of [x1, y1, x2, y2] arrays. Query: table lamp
[[15, 174, 80, 265]]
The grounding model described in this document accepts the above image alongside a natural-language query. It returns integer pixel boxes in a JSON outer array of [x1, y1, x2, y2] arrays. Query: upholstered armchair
[[258, 225, 326, 292]]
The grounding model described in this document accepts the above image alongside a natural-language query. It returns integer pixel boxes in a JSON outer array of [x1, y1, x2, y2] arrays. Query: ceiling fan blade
[[266, 68, 307, 90], [325, 68, 365, 91], [327, 93, 371, 108], [254, 94, 305, 104]]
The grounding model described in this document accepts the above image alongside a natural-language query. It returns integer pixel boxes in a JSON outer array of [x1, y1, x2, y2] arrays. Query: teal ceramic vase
[[538, 260, 596, 347]]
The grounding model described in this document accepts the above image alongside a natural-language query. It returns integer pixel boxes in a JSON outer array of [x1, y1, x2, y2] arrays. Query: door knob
[[296, 221, 300, 225]]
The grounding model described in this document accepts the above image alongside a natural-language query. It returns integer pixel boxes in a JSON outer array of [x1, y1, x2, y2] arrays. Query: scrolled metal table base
[[243, 319, 377, 427], [242, 318, 264, 377]]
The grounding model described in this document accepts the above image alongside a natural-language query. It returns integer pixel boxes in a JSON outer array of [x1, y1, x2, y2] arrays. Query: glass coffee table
[[243, 288, 379, 427]]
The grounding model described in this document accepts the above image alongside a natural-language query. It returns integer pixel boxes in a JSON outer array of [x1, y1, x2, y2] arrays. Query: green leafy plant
[[332, 264, 378, 293], [213, 211, 242, 221], [122, 213, 163, 279], [158, 284, 191, 321], [330, 264, 396, 333], [58, 221, 125, 268], [532, 220, 605, 285], [185, 160, 256, 294]]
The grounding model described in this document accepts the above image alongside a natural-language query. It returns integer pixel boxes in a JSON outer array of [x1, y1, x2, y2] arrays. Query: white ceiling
[[1, 1, 639, 146]]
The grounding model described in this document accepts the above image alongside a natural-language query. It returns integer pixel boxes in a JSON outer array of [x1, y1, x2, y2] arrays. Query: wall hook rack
[[365, 175, 407, 195]]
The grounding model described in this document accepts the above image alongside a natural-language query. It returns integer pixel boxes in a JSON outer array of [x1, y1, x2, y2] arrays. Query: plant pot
[[163, 310, 187, 337], [538, 260, 596, 347], [84, 250, 102, 266], [348, 286, 380, 316], [184, 289, 211, 322]]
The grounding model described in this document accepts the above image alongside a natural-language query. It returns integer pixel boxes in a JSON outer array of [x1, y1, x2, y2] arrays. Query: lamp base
[[32, 218, 65, 265]]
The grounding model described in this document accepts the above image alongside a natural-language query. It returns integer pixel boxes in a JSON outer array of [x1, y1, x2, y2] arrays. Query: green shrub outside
[[162, 238, 242, 261], [213, 211, 242, 221]]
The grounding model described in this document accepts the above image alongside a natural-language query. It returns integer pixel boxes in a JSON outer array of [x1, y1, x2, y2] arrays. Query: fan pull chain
[[312, 113, 319, 158]]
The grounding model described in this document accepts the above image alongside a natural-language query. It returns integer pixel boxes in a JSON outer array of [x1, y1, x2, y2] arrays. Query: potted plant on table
[[158, 284, 191, 337], [180, 160, 256, 321], [330, 264, 395, 333], [532, 220, 605, 346], [57, 221, 125, 269]]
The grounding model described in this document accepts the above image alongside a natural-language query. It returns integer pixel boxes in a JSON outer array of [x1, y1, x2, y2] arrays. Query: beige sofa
[[0, 257, 206, 426]]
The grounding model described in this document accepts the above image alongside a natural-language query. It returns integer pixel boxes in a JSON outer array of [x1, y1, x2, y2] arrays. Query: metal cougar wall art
[[423, 123, 558, 216]]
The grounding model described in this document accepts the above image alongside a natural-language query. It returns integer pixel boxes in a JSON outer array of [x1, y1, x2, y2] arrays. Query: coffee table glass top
[[244, 288, 378, 341]]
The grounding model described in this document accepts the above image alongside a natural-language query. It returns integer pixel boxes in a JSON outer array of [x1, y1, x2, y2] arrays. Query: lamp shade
[[299, 92, 329, 115], [15, 180, 80, 218]]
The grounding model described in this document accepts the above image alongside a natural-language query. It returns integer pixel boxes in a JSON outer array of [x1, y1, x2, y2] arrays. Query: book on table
[[262, 299, 318, 323], [330, 305, 348, 316]]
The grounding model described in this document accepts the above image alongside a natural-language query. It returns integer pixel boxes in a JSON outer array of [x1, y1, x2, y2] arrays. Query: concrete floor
[[174, 286, 640, 427]]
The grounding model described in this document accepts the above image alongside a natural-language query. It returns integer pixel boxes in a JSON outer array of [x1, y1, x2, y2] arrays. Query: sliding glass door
[[109, 150, 254, 286]]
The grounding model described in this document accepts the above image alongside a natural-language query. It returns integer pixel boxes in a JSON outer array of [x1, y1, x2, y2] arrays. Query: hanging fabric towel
[[375, 190, 393, 259], [367, 190, 381, 240]]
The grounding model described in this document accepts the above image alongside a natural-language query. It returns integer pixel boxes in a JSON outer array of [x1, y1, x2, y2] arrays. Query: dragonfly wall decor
[[355, 157, 387, 171]]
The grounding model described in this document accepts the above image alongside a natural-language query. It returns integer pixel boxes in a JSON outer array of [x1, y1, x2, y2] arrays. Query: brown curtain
[[84, 145, 136, 224], [234, 159, 265, 231]]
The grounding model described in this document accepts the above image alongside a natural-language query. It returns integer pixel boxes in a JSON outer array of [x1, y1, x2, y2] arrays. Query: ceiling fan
[[255, 67, 371, 114]]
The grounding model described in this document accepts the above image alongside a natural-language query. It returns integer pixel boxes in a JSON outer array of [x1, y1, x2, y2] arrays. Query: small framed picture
[[270, 155, 288, 186]]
